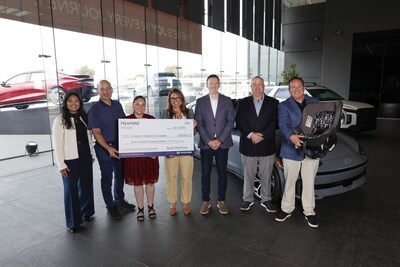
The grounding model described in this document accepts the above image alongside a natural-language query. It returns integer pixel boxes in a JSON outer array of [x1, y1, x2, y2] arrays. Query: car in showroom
[[265, 84, 377, 131], [135, 72, 182, 97], [0, 70, 97, 109], [188, 99, 367, 201]]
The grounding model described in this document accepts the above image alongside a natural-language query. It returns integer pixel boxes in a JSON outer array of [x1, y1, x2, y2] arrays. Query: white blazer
[[52, 114, 95, 171]]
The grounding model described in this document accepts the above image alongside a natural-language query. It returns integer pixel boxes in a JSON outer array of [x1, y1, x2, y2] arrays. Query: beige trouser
[[164, 155, 194, 204], [281, 157, 319, 216]]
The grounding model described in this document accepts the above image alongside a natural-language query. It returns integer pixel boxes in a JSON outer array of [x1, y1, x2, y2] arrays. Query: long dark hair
[[62, 92, 87, 129], [167, 89, 190, 119]]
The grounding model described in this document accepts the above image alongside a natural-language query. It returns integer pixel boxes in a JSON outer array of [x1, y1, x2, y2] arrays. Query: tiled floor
[[0, 119, 399, 266]]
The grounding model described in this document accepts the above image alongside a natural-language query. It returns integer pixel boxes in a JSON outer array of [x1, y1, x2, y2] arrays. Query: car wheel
[[271, 165, 283, 203], [295, 179, 302, 199], [254, 171, 261, 200], [253, 165, 282, 202], [15, 105, 29, 110], [49, 87, 66, 105]]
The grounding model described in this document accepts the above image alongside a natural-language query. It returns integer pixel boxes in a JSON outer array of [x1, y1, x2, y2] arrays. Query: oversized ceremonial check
[[118, 119, 194, 158]]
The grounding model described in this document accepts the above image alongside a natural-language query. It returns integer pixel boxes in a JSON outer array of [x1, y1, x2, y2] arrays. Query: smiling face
[[133, 97, 146, 117], [251, 76, 265, 99], [66, 94, 80, 114], [289, 78, 305, 103], [97, 80, 113, 103], [207, 76, 220, 96], [169, 92, 182, 110]]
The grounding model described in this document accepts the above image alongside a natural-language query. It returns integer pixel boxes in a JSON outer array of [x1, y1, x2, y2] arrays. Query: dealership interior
[[1, 0, 400, 266]]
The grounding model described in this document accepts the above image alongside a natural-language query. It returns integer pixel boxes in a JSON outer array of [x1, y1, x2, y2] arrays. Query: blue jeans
[[63, 143, 94, 229], [95, 143, 125, 208], [200, 148, 229, 202]]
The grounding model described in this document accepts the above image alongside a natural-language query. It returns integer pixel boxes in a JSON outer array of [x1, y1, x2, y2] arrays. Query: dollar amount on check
[[118, 119, 194, 158]]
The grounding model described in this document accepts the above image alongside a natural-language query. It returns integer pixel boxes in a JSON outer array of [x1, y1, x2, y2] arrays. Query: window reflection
[[0, 3, 284, 169]]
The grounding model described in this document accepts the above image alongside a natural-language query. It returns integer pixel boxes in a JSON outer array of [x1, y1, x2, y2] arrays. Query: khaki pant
[[281, 157, 319, 216], [164, 155, 194, 204]]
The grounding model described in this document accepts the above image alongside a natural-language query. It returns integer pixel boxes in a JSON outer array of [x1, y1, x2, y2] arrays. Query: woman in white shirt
[[52, 92, 95, 233]]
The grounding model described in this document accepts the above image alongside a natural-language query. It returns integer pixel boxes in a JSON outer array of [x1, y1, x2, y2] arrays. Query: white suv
[[134, 72, 182, 97], [265, 84, 377, 131], [149, 72, 182, 96]]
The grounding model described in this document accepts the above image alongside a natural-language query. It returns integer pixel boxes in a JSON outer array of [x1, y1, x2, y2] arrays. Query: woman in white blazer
[[52, 92, 95, 233]]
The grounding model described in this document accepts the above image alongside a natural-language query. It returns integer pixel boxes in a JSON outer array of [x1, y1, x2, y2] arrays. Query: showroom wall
[[282, 0, 400, 114], [282, 3, 324, 85]]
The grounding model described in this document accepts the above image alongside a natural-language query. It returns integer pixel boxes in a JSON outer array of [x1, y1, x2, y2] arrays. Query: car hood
[[342, 100, 374, 110], [317, 132, 367, 172]]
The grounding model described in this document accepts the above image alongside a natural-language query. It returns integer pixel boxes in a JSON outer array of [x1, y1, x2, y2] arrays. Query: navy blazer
[[235, 95, 279, 157], [194, 93, 235, 150], [278, 95, 319, 161]]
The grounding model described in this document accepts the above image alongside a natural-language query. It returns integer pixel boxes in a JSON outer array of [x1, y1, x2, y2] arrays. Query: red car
[[0, 71, 97, 109]]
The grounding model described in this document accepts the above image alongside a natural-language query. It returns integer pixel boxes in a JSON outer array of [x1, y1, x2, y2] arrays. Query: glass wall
[[0, 1, 284, 174], [0, 18, 55, 173]]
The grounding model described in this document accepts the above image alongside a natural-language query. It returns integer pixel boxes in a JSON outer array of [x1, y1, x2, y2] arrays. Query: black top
[[294, 97, 307, 112], [71, 114, 89, 144]]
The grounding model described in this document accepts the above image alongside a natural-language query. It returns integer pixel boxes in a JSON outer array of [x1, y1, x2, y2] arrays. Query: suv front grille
[[355, 108, 377, 125]]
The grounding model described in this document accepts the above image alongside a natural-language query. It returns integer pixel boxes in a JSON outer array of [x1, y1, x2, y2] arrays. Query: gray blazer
[[194, 93, 235, 150]]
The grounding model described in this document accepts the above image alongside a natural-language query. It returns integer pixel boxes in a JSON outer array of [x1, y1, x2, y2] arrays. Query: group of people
[[52, 74, 320, 233], [194, 74, 319, 229]]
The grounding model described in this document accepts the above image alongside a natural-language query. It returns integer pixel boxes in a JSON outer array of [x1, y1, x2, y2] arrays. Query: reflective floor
[[0, 119, 399, 266]]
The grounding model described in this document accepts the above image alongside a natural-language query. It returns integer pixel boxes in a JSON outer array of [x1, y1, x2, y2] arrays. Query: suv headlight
[[341, 109, 352, 124]]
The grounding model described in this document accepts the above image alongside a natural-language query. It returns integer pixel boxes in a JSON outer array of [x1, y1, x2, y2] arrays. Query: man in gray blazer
[[194, 74, 235, 215]]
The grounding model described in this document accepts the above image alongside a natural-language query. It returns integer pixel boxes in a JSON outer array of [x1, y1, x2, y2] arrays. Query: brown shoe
[[183, 203, 191, 215], [217, 201, 228, 215], [200, 201, 211, 215], [169, 203, 177, 216]]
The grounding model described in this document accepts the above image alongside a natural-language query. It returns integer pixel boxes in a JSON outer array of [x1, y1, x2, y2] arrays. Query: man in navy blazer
[[235, 76, 279, 213], [275, 77, 320, 228], [194, 74, 235, 215]]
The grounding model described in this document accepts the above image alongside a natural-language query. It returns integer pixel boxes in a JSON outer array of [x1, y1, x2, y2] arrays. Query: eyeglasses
[[170, 97, 182, 101]]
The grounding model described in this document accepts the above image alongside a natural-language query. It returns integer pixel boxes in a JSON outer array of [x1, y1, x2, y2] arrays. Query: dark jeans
[[63, 143, 94, 229], [94, 143, 125, 209], [200, 148, 229, 202]]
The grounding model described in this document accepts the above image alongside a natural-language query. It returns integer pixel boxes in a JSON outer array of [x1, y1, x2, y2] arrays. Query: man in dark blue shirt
[[88, 80, 135, 220]]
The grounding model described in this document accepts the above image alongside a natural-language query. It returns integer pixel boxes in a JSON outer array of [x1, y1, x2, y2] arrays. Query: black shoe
[[240, 201, 254, 211], [67, 227, 76, 233], [305, 215, 318, 228], [261, 200, 277, 213], [107, 207, 122, 220], [82, 215, 92, 222], [117, 199, 136, 212], [275, 211, 292, 222]]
